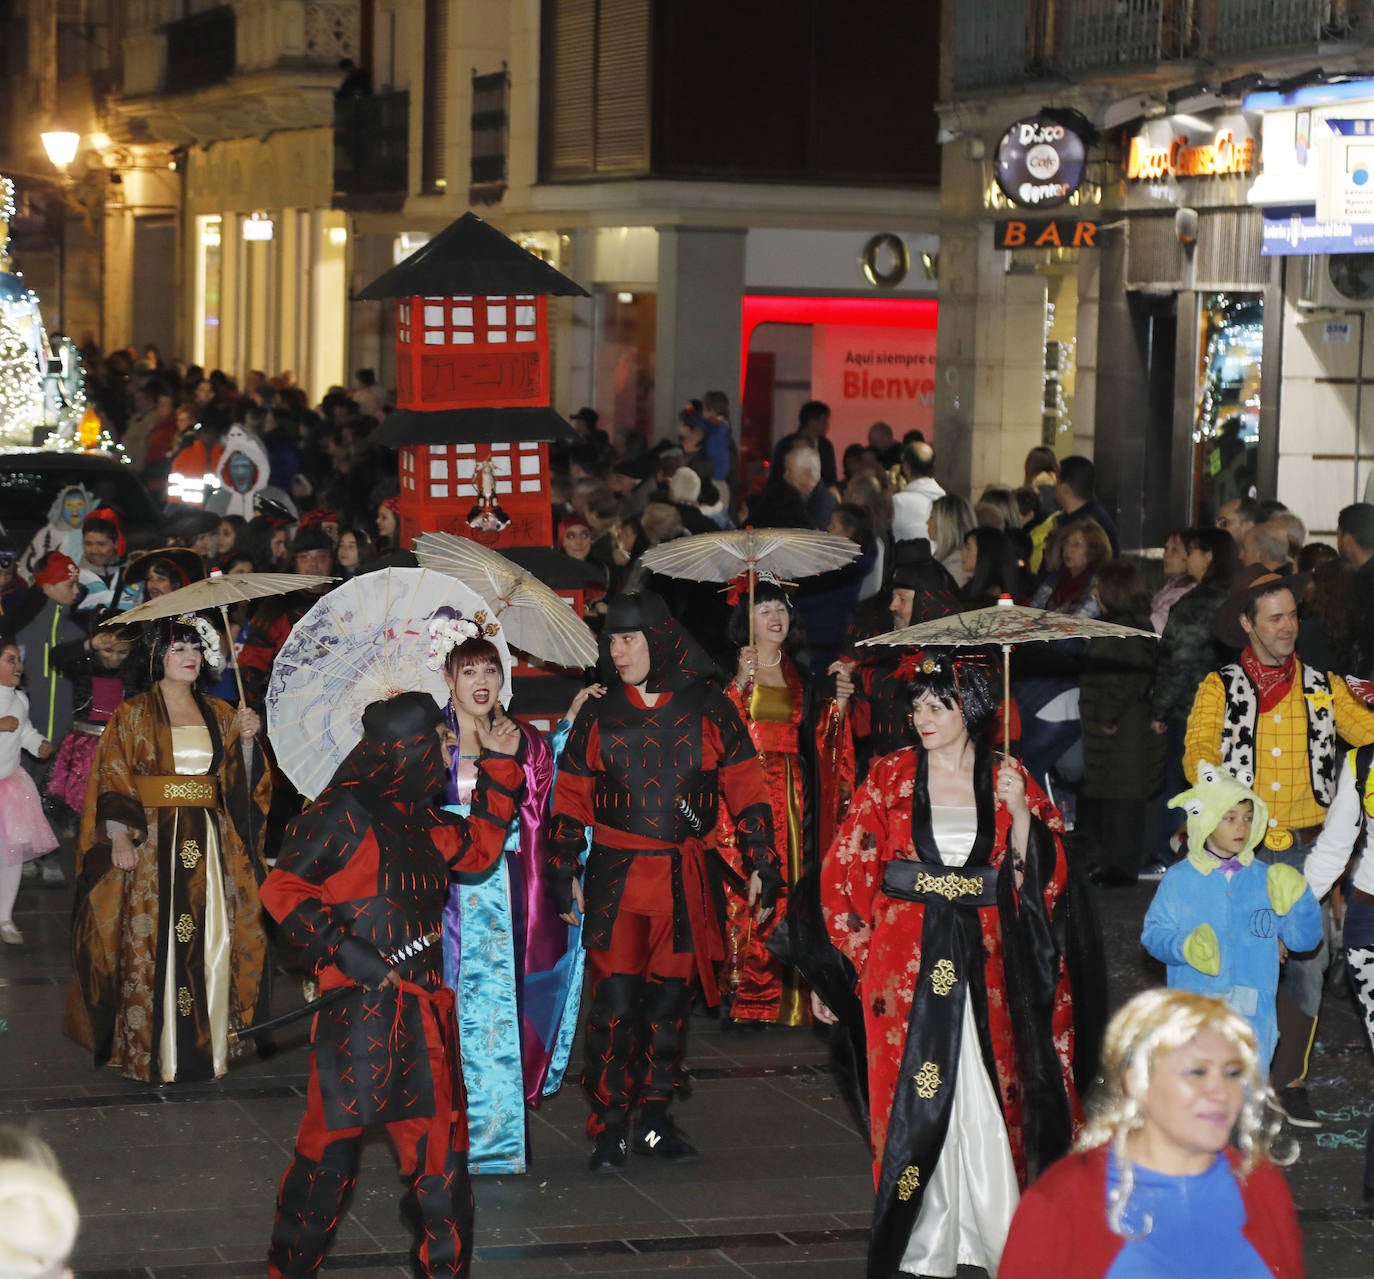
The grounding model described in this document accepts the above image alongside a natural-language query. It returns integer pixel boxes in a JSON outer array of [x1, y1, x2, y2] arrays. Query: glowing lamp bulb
[[78, 406, 102, 449]]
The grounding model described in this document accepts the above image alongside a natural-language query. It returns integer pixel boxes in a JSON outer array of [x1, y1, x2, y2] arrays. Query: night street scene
[[2, 3, 1374, 1278]]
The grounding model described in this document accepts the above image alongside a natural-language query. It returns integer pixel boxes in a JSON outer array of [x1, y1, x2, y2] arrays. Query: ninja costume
[[548, 591, 779, 1166], [260, 692, 524, 1279]]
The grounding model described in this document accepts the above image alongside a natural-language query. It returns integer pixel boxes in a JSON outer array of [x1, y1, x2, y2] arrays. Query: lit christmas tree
[[0, 173, 88, 446]]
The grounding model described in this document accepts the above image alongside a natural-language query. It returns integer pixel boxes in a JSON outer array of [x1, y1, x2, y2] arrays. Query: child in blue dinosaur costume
[[1142, 762, 1322, 1071]]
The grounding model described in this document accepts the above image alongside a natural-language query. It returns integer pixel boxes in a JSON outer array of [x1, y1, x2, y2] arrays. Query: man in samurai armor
[[548, 590, 780, 1171], [260, 691, 523, 1278]]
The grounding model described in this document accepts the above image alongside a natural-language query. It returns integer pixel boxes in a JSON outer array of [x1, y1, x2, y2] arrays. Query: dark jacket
[[1079, 603, 1165, 801], [1151, 579, 1228, 723]]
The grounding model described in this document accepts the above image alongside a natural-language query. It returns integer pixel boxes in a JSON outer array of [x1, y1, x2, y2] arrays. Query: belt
[[1262, 823, 1323, 852], [134, 774, 219, 808], [881, 859, 999, 907]]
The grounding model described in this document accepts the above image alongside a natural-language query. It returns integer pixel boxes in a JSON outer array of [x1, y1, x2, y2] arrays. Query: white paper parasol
[[413, 532, 599, 669], [858, 596, 1159, 756], [637, 527, 860, 643], [265, 566, 513, 800], [109, 570, 338, 704]]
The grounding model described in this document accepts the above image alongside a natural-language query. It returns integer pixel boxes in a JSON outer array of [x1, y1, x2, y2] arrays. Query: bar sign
[[994, 217, 1100, 249]]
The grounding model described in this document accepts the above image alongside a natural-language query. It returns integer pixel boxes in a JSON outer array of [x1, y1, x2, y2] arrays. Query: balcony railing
[[952, 0, 1370, 91], [334, 90, 409, 207]]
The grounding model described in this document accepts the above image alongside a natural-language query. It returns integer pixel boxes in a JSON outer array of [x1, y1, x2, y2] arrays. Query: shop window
[[1193, 292, 1262, 522]]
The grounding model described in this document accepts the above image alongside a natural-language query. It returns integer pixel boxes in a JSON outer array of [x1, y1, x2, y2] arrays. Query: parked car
[[0, 448, 164, 556]]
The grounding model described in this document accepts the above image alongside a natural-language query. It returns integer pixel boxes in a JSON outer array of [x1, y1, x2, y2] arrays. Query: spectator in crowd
[[929, 493, 977, 587], [1217, 496, 1262, 545], [1054, 455, 1120, 557], [891, 441, 945, 544], [1338, 503, 1374, 677], [782, 446, 838, 532], [1152, 527, 1197, 634], [771, 401, 837, 490]]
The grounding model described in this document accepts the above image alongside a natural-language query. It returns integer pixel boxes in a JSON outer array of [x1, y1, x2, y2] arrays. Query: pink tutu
[[0, 768, 59, 866], [47, 730, 100, 814]]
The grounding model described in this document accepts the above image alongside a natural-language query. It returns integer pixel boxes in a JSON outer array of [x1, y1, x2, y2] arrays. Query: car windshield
[[0, 466, 161, 529]]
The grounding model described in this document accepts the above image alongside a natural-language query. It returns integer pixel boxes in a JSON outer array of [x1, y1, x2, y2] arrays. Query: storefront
[[1102, 105, 1270, 538], [1244, 77, 1374, 530]]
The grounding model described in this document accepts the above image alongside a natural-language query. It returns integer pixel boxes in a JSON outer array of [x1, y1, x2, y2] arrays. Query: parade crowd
[[3, 347, 1374, 1279]]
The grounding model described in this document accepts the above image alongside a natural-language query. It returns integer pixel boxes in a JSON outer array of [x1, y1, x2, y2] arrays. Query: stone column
[[653, 226, 747, 441]]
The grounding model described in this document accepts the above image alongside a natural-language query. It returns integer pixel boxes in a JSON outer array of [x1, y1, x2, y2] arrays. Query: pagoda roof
[[356, 213, 589, 300], [371, 406, 581, 448]]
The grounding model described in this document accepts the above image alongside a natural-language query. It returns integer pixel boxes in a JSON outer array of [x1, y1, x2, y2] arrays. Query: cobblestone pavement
[[1, 835, 1370, 1277]]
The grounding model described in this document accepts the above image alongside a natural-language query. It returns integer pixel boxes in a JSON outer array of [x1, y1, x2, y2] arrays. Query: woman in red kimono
[[718, 574, 811, 1029], [821, 651, 1082, 1279]]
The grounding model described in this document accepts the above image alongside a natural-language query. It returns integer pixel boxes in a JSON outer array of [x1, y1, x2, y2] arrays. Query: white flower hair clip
[[176, 613, 225, 674], [426, 612, 481, 671]]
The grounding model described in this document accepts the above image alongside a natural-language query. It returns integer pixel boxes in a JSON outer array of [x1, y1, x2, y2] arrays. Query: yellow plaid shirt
[[1185, 669, 1374, 831]]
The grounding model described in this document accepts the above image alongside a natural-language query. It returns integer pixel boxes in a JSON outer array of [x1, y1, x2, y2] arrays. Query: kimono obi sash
[[751, 719, 798, 754], [881, 859, 999, 907], [134, 774, 219, 808]]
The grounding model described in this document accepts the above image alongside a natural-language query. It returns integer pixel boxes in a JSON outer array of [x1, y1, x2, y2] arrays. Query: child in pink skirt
[[0, 641, 57, 945]]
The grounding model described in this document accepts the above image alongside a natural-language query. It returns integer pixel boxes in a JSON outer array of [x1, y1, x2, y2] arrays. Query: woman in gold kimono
[[65, 615, 271, 1083]]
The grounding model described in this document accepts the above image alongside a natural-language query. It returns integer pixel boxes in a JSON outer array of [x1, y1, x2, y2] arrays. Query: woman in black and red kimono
[[821, 652, 1093, 1279], [261, 691, 523, 1279]]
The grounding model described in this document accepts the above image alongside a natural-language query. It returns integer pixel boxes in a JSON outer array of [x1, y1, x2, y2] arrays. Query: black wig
[[904, 648, 999, 737], [725, 576, 809, 659], [147, 617, 216, 689]]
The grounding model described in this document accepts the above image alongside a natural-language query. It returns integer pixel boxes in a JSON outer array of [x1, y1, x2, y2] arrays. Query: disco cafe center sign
[[995, 114, 1088, 209]]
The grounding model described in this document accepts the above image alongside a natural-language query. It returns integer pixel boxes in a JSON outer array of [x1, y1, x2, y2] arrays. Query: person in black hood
[[549, 591, 780, 1170], [260, 691, 523, 1279]]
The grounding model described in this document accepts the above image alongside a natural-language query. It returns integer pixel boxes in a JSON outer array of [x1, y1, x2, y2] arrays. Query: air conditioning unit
[[1296, 254, 1374, 310]]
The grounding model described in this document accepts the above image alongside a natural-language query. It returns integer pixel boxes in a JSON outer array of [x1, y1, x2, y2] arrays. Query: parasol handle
[[1002, 642, 1012, 760], [748, 568, 756, 647], [219, 603, 247, 706]]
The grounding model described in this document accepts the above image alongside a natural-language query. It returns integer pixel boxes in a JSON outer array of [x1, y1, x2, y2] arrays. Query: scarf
[[1049, 565, 1094, 611], [1240, 647, 1296, 714]]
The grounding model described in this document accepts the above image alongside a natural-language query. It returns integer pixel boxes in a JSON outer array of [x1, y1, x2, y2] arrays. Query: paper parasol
[[412, 532, 598, 669], [858, 596, 1160, 755], [637, 527, 860, 643], [265, 566, 512, 800], [109, 570, 338, 704]]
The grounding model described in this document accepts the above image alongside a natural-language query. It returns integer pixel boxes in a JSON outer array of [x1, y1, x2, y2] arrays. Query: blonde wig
[[0, 1126, 78, 1279], [1076, 988, 1288, 1237]]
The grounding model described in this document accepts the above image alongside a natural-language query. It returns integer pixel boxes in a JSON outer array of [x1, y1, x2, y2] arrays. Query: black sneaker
[[1275, 1085, 1323, 1129], [633, 1113, 699, 1160], [587, 1128, 628, 1172]]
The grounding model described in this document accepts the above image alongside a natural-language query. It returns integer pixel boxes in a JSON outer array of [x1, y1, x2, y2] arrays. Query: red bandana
[[1241, 646, 1296, 713]]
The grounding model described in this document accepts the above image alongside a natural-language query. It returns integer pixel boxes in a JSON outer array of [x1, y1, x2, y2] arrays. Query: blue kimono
[[442, 717, 587, 1173], [1142, 858, 1321, 1069]]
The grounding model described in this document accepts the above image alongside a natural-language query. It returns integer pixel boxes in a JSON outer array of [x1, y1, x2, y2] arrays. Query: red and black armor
[[261, 692, 522, 1279], [548, 593, 778, 1155]]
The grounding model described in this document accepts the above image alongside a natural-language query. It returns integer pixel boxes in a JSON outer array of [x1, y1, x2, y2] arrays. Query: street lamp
[[39, 130, 80, 335], [40, 131, 80, 174]]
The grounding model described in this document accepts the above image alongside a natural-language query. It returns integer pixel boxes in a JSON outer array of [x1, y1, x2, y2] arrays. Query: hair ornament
[[921, 656, 938, 674], [723, 569, 788, 608], [425, 607, 500, 671], [174, 613, 225, 673]]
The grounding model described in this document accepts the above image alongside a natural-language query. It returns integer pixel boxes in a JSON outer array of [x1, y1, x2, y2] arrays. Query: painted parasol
[[265, 566, 513, 800], [412, 532, 599, 669], [637, 528, 861, 643], [108, 569, 337, 705], [858, 595, 1160, 755]]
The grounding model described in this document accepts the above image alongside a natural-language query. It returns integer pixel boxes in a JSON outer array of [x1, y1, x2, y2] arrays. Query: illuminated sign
[[1126, 115, 1257, 181], [995, 115, 1088, 209], [993, 217, 1100, 249]]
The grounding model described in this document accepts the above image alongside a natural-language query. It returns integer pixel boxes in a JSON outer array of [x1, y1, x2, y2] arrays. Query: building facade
[[939, 0, 1374, 544]]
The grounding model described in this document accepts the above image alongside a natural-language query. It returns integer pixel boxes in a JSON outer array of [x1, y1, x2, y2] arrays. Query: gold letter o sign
[[861, 233, 910, 289]]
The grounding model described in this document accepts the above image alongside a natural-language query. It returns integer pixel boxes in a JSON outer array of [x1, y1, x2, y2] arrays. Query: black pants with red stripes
[[268, 1031, 473, 1278], [582, 907, 695, 1138]]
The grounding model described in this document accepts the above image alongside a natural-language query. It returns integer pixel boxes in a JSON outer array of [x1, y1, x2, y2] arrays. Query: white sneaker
[[0, 921, 24, 945]]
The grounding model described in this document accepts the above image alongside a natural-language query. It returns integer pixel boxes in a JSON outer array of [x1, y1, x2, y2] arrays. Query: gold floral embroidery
[[162, 779, 216, 803], [179, 839, 201, 869], [914, 1061, 941, 1099], [176, 987, 193, 1017], [914, 872, 984, 900], [897, 1165, 921, 1200], [929, 958, 957, 996], [175, 913, 195, 944]]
